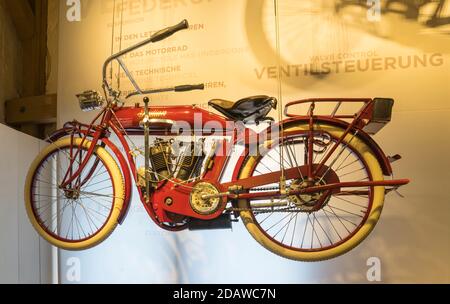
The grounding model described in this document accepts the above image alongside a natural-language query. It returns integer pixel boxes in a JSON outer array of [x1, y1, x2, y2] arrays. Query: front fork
[[59, 124, 107, 190]]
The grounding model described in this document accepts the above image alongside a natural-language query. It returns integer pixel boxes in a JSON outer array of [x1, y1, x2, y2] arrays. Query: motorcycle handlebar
[[102, 19, 190, 95], [174, 84, 205, 92], [150, 19, 189, 43], [125, 83, 205, 99]]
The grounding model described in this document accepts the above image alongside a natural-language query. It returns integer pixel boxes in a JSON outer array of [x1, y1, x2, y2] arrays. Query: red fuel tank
[[113, 104, 231, 134]]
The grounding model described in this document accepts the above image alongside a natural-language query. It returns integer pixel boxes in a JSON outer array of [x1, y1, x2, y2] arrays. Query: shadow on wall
[[244, 0, 450, 90]]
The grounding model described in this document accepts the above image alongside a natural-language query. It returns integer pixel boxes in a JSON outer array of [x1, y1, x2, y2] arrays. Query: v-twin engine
[[147, 138, 206, 183]]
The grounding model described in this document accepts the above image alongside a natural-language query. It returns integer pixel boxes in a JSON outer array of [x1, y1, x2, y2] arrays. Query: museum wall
[[56, 0, 449, 283], [0, 124, 54, 284], [0, 0, 23, 123]]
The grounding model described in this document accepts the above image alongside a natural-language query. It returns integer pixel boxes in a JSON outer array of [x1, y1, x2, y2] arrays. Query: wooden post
[[4, 0, 53, 139]]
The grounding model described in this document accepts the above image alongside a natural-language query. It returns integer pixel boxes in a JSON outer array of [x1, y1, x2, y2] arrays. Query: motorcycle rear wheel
[[238, 122, 385, 261]]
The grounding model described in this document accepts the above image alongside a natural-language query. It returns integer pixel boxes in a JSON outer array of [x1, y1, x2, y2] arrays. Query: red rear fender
[[231, 117, 393, 181]]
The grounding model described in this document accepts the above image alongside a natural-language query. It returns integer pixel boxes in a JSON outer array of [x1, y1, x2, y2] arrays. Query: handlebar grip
[[175, 84, 205, 92], [150, 19, 189, 43]]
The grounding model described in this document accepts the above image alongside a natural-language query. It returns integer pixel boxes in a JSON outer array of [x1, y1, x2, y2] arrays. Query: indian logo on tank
[[137, 110, 167, 119]]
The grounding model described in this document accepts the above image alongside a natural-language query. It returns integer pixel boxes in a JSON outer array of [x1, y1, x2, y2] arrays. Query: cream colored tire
[[24, 137, 125, 250], [238, 123, 385, 261]]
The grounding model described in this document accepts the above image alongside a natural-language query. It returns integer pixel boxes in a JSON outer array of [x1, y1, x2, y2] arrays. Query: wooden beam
[[22, 0, 48, 96], [4, 0, 48, 96], [5, 94, 57, 125], [35, 0, 49, 95], [3, 0, 50, 139], [3, 0, 35, 41]]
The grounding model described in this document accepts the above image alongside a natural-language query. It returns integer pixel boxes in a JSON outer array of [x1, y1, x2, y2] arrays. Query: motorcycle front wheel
[[24, 137, 125, 250]]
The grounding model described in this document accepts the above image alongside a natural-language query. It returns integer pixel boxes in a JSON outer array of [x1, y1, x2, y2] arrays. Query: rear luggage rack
[[364, 98, 394, 134], [284, 97, 395, 135]]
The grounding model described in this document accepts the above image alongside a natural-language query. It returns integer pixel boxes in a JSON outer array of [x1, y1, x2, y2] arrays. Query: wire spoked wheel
[[238, 122, 385, 261], [24, 137, 124, 250]]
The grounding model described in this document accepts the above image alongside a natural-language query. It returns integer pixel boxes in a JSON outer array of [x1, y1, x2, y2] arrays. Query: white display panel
[[0, 124, 54, 284]]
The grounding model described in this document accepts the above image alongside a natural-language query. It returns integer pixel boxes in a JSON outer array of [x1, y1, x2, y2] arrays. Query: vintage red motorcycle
[[25, 20, 409, 261]]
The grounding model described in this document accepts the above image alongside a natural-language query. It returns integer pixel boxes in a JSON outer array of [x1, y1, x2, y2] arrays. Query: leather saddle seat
[[208, 95, 277, 123]]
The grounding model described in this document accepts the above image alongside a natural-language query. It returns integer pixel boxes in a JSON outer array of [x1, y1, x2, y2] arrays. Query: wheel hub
[[287, 165, 340, 212], [63, 188, 80, 200], [288, 178, 330, 211]]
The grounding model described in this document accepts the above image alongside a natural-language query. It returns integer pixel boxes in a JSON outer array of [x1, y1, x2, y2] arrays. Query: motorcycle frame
[[49, 97, 409, 230]]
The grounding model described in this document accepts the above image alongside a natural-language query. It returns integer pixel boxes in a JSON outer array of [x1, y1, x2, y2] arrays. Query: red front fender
[[45, 125, 132, 225]]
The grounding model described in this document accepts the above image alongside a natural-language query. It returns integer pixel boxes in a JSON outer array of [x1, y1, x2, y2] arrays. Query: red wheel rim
[[243, 129, 375, 252], [29, 143, 116, 243]]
